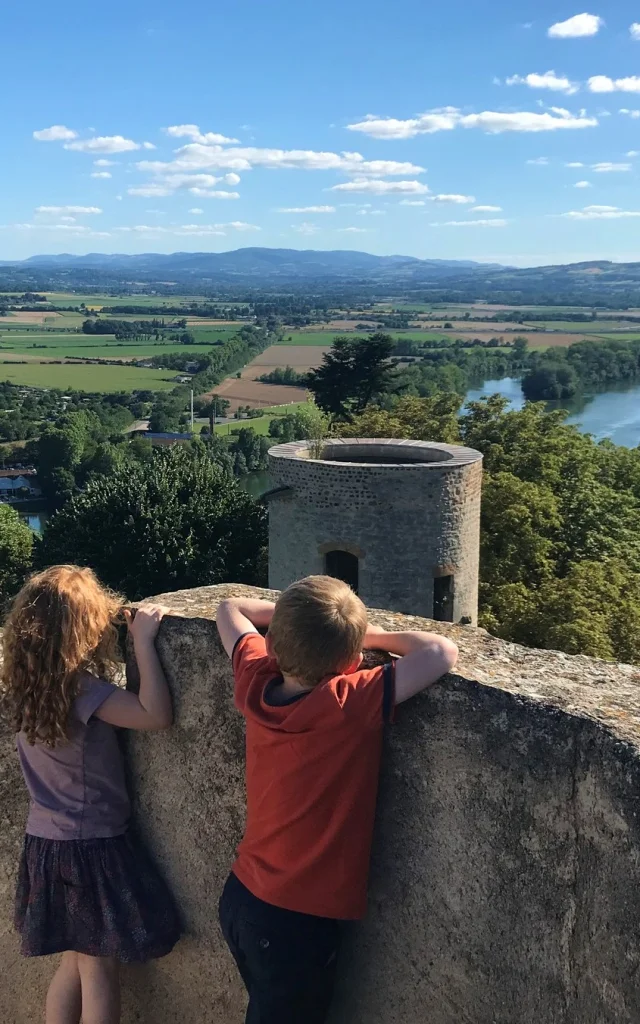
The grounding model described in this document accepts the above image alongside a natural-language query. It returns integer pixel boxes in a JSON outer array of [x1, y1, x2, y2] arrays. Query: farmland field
[[0, 335, 214, 360], [0, 363, 176, 392], [208, 377, 309, 412], [213, 403, 311, 436], [241, 345, 329, 378]]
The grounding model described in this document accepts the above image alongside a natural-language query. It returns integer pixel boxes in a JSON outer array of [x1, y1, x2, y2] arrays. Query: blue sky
[[2, 0, 640, 266]]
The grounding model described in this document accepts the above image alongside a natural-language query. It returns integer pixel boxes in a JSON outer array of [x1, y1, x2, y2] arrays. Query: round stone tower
[[267, 437, 483, 624]]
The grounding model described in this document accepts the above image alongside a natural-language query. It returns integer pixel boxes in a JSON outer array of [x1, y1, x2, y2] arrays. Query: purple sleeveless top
[[16, 674, 130, 841]]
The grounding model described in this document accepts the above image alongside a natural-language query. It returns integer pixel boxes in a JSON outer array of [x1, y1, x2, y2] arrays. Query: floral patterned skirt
[[15, 832, 181, 962]]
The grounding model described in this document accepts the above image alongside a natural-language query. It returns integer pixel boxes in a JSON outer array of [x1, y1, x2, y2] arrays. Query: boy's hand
[[363, 624, 389, 649]]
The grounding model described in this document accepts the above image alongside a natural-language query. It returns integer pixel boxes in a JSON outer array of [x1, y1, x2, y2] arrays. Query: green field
[[213, 402, 311, 436], [0, 362, 176, 392], [0, 332, 220, 360]]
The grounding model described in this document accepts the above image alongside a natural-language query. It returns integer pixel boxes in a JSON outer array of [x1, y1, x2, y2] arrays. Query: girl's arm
[[95, 605, 174, 730], [216, 597, 275, 658]]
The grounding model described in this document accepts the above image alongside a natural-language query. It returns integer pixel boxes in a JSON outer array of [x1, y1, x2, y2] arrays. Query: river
[[465, 379, 640, 448], [238, 380, 640, 499]]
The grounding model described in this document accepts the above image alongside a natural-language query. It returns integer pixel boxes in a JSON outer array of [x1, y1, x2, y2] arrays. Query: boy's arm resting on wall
[[364, 625, 458, 705], [216, 598, 276, 659]]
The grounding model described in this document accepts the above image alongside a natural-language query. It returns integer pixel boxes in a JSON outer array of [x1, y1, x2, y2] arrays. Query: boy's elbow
[[440, 637, 459, 674]]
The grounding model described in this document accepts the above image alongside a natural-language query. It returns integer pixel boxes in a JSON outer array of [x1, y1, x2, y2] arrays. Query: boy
[[216, 575, 458, 1024]]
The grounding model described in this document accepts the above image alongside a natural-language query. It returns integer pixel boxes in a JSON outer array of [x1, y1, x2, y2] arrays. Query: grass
[[0, 363, 176, 392], [212, 401, 311, 436], [0, 333, 219, 360]]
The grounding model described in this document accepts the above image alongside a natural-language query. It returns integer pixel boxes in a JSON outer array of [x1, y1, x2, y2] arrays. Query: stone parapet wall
[[2, 584, 640, 1023]]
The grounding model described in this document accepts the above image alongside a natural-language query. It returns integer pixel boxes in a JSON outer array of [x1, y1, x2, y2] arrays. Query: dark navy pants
[[219, 872, 343, 1024]]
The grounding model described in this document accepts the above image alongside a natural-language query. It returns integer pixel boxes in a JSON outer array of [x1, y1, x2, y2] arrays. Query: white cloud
[[278, 206, 336, 213], [338, 227, 369, 233], [188, 188, 240, 199], [65, 135, 141, 153], [628, 150, 639, 156], [13, 222, 111, 237], [58, 216, 76, 224], [561, 204, 640, 219], [223, 221, 260, 231], [293, 222, 320, 235], [430, 193, 476, 203], [33, 125, 77, 142], [432, 218, 508, 227], [140, 145, 424, 176], [630, 23, 640, 40], [128, 185, 174, 197], [347, 110, 459, 139], [142, 142, 156, 150], [548, 13, 604, 38], [224, 172, 241, 185], [94, 159, 116, 167], [117, 220, 259, 236], [399, 200, 427, 206], [91, 171, 112, 179], [471, 204, 503, 212], [574, 180, 592, 187], [165, 124, 240, 144], [506, 71, 579, 94], [330, 179, 429, 195], [565, 161, 584, 167], [347, 107, 597, 138], [620, 108, 640, 117], [589, 76, 640, 93], [592, 161, 632, 172], [35, 205, 102, 215], [527, 157, 549, 165], [188, 208, 204, 214]]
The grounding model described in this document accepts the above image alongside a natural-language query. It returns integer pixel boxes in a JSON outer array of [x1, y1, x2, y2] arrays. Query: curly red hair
[[1, 565, 124, 747]]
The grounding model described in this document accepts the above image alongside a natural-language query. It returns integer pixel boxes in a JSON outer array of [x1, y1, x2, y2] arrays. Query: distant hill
[[2, 248, 497, 279], [1, 248, 640, 306]]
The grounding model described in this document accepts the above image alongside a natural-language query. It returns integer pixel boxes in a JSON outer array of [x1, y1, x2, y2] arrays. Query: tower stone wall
[[267, 438, 483, 624]]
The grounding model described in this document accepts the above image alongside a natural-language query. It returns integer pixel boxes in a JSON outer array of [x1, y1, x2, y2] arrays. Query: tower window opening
[[324, 550, 359, 593], [433, 575, 454, 622]]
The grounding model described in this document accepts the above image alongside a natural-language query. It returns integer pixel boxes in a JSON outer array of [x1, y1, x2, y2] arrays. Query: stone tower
[[267, 437, 483, 624]]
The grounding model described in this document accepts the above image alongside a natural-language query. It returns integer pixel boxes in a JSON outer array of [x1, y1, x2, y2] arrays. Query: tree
[[269, 402, 329, 445], [339, 394, 462, 444], [0, 505, 33, 608], [307, 333, 395, 419], [521, 364, 578, 401], [38, 447, 267, 599], [349, 392, 640, 664]]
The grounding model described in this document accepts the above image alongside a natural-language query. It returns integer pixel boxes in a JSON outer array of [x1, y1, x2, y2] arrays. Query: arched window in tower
[[324, 550, 359, 593]]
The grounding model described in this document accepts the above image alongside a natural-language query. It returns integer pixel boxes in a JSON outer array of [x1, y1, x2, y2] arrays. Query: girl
[[2, 564, 181, 1024]]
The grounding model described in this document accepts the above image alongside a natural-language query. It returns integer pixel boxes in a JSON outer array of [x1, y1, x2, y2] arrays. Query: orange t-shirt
[[231, 632, 394, 920]]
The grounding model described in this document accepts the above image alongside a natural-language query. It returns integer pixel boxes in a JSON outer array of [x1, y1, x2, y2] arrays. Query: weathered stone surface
[[2, 583, 640, 1023]]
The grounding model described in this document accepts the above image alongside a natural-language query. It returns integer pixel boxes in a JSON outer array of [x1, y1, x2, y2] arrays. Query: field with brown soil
[[208, 378, 309, 412], [422, 322, 543, 332], [3, 311, 61, 324], [241, 345, 329, 379]]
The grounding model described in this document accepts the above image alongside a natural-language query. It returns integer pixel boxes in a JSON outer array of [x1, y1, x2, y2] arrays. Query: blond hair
[[1, 565, 124, 748], [269, 575, 367, 686]]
